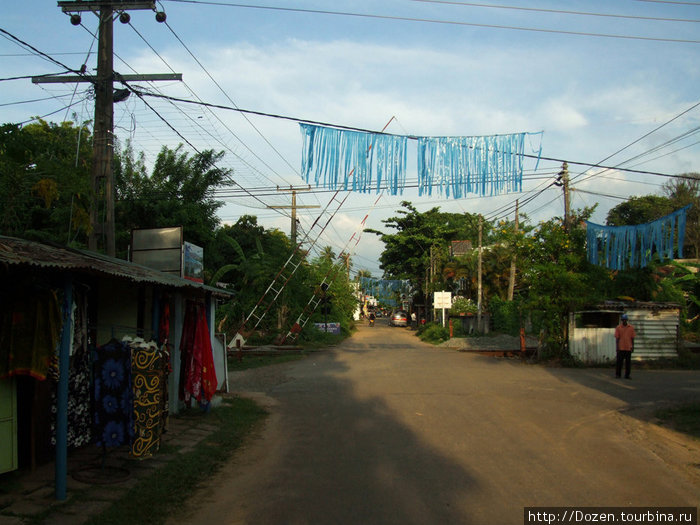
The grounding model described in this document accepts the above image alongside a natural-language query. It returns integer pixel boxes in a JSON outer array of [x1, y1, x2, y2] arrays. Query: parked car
[[389, 309, 408, 327]]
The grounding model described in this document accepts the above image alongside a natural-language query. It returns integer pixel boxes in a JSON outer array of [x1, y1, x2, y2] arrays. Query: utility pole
[[39, 2, 176, 257], [268, 186, 320, 246], [477, 215, 483, 333], [558, 162, 571, 231], [507, 199, 519, 301]]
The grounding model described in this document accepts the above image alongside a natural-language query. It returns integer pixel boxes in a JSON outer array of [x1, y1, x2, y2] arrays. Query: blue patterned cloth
[[93, 340, 132, 448]]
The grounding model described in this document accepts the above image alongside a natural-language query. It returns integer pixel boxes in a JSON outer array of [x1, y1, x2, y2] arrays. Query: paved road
[[170, 323, 700, 525]]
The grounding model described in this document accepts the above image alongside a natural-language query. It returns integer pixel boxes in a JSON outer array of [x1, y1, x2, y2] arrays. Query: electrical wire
[[131, 89, 690, 181], [161, 0, 700, 44], [406, 0, 700, 23]]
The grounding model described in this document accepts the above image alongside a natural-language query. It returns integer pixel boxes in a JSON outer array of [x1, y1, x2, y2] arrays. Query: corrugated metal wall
[[569, 309, 679, 363]]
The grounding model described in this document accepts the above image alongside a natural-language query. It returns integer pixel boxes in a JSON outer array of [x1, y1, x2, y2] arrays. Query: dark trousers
[[616, 350, 632, 378]]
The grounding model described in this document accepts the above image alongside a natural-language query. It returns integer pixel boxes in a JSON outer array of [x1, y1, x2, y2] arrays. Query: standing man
[[614, 313, 635, 379]]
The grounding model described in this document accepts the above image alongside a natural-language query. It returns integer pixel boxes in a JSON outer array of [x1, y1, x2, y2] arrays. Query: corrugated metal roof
[[0, 235, 233, 297], [591, 300, 681, 311]]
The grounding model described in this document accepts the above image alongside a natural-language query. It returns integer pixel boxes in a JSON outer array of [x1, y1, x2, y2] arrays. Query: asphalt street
[[168, 322, 700, 525]]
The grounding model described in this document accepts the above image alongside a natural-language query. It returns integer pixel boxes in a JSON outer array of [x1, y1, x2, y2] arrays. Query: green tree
[[518, 207, 606, 358], [605, 195, 674, 226], [663, 173, 700, 257], [0, 120, 92, 245], [365, 201, 484, 291], [114, 143, 229, 259]]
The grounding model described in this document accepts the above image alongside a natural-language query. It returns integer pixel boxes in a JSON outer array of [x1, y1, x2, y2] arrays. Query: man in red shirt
[[614, 313, 635, 379]]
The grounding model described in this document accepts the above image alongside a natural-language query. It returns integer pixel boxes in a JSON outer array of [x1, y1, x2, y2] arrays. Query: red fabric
[[159, 301, 170, 344], [197, 308, 218, 403], [179, 302, 200, 404], [180, 303, 218, 403]]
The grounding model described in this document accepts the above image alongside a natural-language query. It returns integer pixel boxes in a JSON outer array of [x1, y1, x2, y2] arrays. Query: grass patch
[[83, 396, 267, 525], [655, 402, 700, 440], [228, 352, 306, 372]]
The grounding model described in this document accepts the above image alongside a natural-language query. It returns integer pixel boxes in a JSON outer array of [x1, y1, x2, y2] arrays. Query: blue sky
[[2, 1, 700, 276]]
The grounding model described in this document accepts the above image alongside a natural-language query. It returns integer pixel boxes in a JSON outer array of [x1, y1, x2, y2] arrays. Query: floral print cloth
[[93, 340, 132, 448]]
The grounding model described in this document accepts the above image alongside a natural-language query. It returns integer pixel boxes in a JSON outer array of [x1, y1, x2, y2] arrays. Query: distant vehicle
[[375, 310, 383, 318], [389, 309, 408, 327]]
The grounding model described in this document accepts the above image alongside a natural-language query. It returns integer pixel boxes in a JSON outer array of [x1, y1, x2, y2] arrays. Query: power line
[[407, 0, 700, 23], [0, 28, 86, 76], [129, 88, 691, 181], [123, 20, 292, 205], [571, 99, 700, 184], [162, 0, 700, 44]]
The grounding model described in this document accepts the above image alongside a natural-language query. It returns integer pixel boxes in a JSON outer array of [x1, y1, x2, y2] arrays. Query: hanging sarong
[[130, 342, 164, 459], [93, 340, 132, 448], [0, 289, 61, 380]]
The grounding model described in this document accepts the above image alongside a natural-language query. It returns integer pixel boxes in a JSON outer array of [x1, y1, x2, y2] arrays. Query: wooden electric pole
[[39, 2, 178, 256], [559, 162, 571, 231], [507, 199, 519, 301], [268, 186, 320, 246], [477, 215, 483, 332]]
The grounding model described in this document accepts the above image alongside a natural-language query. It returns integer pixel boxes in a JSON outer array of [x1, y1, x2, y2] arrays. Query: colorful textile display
[[93, 340, 132, 448], [179, 302, 218, 405], [299, 123, 543, 198], [300, 123, 408, 195], [585, 205, 691, 270], [130, 341, 165, 459], [0, 289, 61, 380], [50, 347, 92, 449]]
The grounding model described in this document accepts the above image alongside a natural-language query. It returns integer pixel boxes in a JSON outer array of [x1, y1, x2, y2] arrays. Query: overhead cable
[[162, 0, 700, 44]]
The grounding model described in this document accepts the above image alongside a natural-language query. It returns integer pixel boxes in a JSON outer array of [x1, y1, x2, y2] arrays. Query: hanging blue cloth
[[585, 205, 691, 270], [300, 123, 407, 195], [359, 277, 412, 306], [300, 123, 543, 198], [417, 133, 531, 197]]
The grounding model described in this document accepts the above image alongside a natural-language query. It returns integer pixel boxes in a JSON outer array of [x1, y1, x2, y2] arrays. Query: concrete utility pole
[[40, 1, 177, 257], [268, 186, 320, 246]]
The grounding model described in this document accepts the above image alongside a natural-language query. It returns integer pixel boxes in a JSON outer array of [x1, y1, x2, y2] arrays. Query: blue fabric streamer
[[300, 123, 542, 198], [585, 205, 691, 270], [359, 277, 412, 306], [300, 123, 407, 195], [417, 133, 529, 197]]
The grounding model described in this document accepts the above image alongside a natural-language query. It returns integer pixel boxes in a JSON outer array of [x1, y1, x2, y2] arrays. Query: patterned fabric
[[93, 340, 132, 448], [130, 343, 164, 458], [0, 289, 61, 380], [50, 347, 92, 448]]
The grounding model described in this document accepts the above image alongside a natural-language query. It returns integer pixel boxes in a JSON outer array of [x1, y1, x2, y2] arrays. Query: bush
[[417, 322, 450, 344], [489, 296, 522, 336], [451, 297, 477, 316]]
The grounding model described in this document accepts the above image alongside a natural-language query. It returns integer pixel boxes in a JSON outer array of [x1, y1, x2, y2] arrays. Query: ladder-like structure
[[230, 190, 350, 347], [280, 193, 384, 345]]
